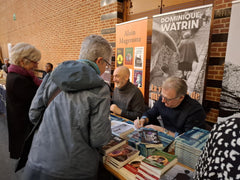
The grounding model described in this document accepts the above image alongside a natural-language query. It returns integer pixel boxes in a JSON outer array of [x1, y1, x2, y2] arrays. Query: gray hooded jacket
[[27, 60, 111, 179]]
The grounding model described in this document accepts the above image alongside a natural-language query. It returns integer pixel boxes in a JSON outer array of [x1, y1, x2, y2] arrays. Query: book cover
[[123, 155, 145, 175], [134, 47, 144, 68], [125, 47, 133, 65], [111, 123, 135, 138], [107, 144, 140, 168], [176, 127, 210, 150], [134, 70, 143, 88], [142, 150, 178, 176], [100, 135, 127, 155], [117, 48, 124, 67], [141, 129, 161, 144], [137, 167, 160, 180]]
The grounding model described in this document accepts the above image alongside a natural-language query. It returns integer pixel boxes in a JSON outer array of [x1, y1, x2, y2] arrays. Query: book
[[137, 167, 159, 180], [111, 121, 135, 138], [140, 129, 163, 148], [122, 155, 145, 176], [160, 164, 194, 180], [175, 127, 210, 168], [127, 128, 172, 157], [107, 144, 140, 168], [100, 135, 127, 155], [141, 150, 178, 177]]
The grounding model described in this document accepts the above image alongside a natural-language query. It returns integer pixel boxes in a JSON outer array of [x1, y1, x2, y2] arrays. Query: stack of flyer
[[136, 150, 178, 180], [175, 127, 210, 169], [106, 144, 140, 168]]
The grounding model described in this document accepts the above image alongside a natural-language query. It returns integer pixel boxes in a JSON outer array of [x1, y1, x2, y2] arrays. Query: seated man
[[134, 76, 205, 137], [110, 66, 146, 120]]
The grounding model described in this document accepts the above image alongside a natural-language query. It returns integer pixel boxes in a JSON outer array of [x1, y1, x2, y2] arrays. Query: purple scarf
[[8, 64, 42, 86]]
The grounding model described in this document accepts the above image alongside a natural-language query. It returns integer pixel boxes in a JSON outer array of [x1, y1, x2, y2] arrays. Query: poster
[[134, 47, 144, 69], [134, 70, 143, 88], [149, 5, 212, 107], [117, 48, 124, 67], [218, 0, 240, 119], [115, 17, 148, 96], [125, 47, 133, 65]]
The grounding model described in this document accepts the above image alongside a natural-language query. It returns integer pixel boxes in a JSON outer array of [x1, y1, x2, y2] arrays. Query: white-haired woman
[[6, 42, 41, 160]]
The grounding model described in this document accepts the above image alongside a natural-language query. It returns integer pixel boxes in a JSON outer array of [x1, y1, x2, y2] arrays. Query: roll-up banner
[[115, 17, 149, 96], [218, 0, 240, 120], [149, 4, 213, 107]]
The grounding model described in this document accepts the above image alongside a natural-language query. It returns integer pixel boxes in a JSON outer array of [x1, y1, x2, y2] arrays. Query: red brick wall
[[205, 0, 233, 123]]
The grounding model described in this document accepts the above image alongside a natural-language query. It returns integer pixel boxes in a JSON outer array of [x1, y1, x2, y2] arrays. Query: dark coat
[[6, 72, 38, 159]]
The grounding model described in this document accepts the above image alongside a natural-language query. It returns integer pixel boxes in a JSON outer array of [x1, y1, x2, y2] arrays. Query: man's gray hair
[[10, 42, 41, 66], [79, 35, 112, 63], [162, 76, 187, 97]]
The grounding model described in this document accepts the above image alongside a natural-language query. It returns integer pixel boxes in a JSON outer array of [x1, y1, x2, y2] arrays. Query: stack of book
[[136, 150, 178, 180], [106, 155, 146, 180], [175, 127, 210, 169], [100, 134, 127, 156], [127, 128, 175, 157], [106, 144, 140, 168]]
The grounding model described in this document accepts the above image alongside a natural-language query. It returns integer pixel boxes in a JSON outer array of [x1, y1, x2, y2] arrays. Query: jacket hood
[[51, 60, 104, 92]]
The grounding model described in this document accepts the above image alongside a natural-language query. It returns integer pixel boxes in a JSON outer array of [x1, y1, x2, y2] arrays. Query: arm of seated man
[[110, 104, 122, 115], [144, 124, 176, 138]]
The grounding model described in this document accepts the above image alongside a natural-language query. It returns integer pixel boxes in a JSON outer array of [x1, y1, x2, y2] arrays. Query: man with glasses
[[111, 66, 146, 120], [134, 76, 205, 137]]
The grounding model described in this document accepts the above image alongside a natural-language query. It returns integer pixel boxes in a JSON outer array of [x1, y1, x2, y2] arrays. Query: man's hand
[[144, 124, 165, 132], [134, 118, 146, 129], [110, 104, 122, 115], [144, 125, 176, 137]]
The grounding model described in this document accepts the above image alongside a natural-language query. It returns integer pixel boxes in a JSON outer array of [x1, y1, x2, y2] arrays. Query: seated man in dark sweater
[[111, 66, 146, 120], [134, 76, 206, 137]]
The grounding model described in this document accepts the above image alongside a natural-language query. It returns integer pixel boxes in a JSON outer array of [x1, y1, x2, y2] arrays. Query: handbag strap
[[47, 87, 61, 106], [35, 87, 61, 129]]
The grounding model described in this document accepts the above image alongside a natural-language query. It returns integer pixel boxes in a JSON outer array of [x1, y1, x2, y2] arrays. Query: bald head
[[113, 66, 130, 89]]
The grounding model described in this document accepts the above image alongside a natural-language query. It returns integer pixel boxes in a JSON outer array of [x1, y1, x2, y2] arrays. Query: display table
[[104, 162, 194, 180]]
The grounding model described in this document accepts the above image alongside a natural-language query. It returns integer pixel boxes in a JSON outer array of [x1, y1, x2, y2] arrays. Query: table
[[104, 162, 194, 180]]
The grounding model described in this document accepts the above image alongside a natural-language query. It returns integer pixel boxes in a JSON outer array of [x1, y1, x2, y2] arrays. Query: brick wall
[[204, 0, 233, 123], [0, 0, 121, 69]]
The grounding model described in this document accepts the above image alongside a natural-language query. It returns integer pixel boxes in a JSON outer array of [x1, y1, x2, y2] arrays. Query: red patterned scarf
[[8, 64, 42, 86]]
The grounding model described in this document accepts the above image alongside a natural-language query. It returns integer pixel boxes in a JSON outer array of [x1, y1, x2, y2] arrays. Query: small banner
[[149, 5, 212, 107]]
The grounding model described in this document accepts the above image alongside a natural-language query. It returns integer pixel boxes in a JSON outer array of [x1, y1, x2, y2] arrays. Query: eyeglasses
[[161, 94, 180, 103], [24, 58, 39, 65], [102, 59, 111, 68]]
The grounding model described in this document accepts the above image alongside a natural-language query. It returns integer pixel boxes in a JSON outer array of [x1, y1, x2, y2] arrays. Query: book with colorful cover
[[175, 127, 210, 150], [137, 167, 159, 180], [107, 144, 140, 168], [100, 134, 127, 155], [141, 150, 178, 177]]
